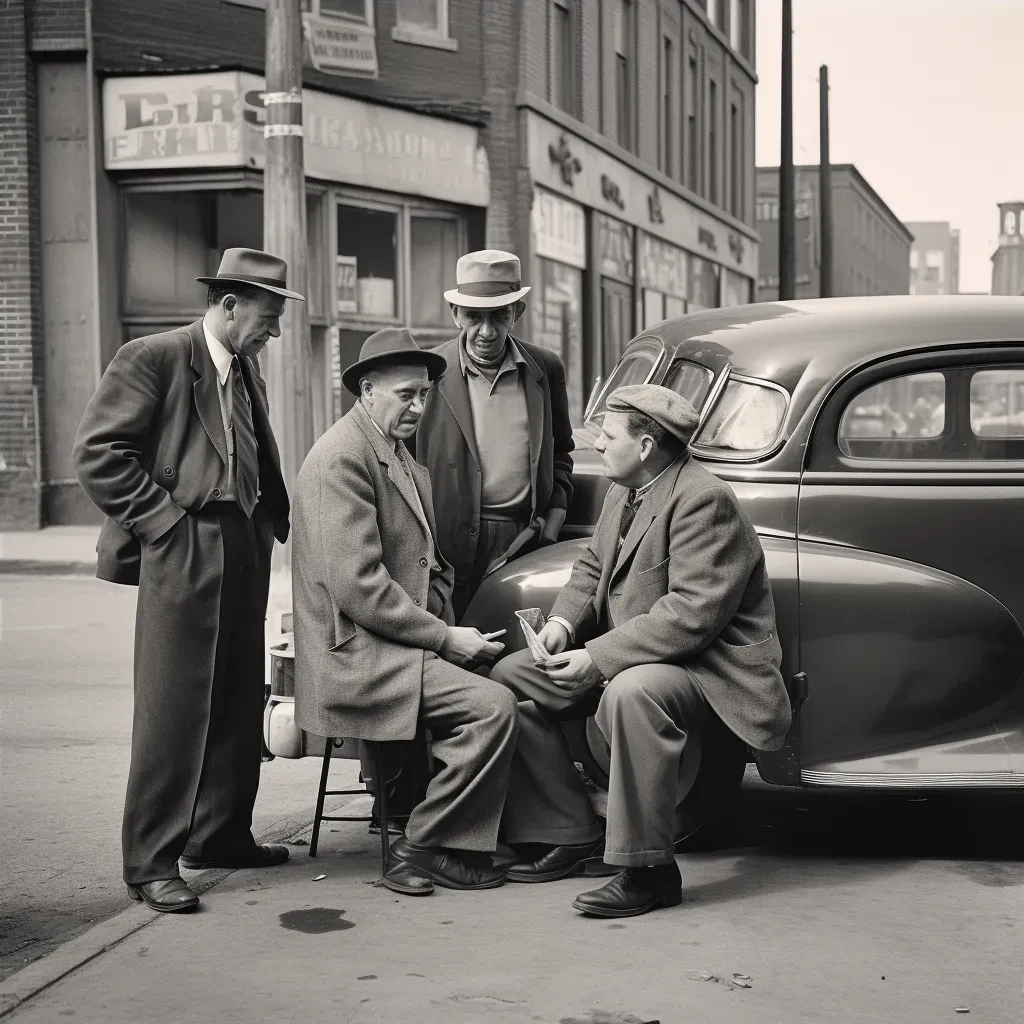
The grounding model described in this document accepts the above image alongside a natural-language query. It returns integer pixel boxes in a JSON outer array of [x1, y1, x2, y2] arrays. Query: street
[[0, 574, 351, 983], [2, 574, 1023, 1020]]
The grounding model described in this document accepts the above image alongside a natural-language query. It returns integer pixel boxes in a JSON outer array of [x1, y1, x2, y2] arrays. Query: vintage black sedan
[[463, 296, 1024, 843]]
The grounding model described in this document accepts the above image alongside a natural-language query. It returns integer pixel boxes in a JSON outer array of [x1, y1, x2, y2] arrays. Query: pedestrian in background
[[413, 249, 575, 621], [73, 248, 299, 914]]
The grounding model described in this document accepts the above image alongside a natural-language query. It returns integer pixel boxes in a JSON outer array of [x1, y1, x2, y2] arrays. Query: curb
[[0, 561, 96, 577], [0, 808, 338, 1020]]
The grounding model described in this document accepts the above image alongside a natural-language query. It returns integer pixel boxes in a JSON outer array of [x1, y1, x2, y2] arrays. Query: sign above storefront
[[532, 189, 587, 269], [303, 13, 378, 78], [525, 111, 757, 279], [102, 71, 489, 207]]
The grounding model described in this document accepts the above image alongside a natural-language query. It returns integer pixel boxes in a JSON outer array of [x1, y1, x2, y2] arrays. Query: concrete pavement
[[0, 527, 99, 575]]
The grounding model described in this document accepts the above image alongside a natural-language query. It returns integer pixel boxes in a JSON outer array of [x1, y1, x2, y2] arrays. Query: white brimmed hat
[[444, 249, 531, 309]]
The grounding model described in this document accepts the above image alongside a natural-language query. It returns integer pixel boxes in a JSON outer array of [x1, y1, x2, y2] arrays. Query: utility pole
[[818, 64, 833, 298], [778, 0, 796, 300], [263, 0, 312, 630]]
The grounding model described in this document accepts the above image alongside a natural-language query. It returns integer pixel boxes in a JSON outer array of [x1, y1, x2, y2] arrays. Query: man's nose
[[477, 318, 497, 340], [409, 394, 426, 416], [267, 319, 281, 339]]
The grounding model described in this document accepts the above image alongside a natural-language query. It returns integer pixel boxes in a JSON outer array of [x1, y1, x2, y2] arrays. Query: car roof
[[646, 296, 1024, 395]]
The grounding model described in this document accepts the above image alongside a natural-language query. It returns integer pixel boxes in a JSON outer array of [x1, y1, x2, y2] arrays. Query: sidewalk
[[0, 527, 99, 575], [0, 811, 1018, 1023]]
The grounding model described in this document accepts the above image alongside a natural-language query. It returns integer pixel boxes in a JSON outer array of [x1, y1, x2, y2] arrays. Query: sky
[[754, 0, 1024, 293]]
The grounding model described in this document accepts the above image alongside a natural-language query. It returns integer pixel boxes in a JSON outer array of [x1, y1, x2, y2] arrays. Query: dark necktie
[[231, 357, 259, 517], [619, 488, 640, 543]]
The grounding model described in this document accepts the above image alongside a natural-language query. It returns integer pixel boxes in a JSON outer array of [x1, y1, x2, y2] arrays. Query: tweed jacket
[[550, 455, 792, 752], [73, 321, 289, 586], [291, 402, 456, 743], [411, 335, 574, 582]]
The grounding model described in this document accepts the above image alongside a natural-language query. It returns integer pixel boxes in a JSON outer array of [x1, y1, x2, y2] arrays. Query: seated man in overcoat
[[291, 327, 518, 896], [491, 383, 792, 918]]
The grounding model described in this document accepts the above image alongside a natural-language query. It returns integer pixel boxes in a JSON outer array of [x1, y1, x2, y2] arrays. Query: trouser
[[452, 513, 532, 623], [122, 504, 270, 885], [492, 651, 715, 867], [402, 653, 519, 852]]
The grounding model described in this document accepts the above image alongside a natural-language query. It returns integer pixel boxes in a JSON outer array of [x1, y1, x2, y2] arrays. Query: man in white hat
[[413, 249, 575, 621], [74, 248, 301, 913], [490, 384, 792, 919]]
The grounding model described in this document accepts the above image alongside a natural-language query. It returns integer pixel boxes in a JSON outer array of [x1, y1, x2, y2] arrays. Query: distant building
[[755, 164, 913, 301], [991, 202, 1024, 296], [906, 222, 960, 295]]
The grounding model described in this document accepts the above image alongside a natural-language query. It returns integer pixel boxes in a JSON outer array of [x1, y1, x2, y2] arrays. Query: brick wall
[[28, 0, 86, 47], [0, 0, 44, 528], [93, 0, 487, 124]]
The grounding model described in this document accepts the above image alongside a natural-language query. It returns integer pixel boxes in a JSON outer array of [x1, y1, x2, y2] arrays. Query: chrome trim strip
[[801, 769, 1024, 789]]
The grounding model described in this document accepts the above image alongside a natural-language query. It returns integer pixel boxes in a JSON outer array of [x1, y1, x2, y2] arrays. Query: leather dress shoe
[[369, 817, 405, 837], [126, 877, 199, 914], [383, 836, 505, 894], [572, 862, 683, 918], [179, 844, 290, 871], [505, 839, 617, 883]]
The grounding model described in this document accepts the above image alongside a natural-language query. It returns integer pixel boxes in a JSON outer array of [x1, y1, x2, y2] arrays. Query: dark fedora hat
[[341, 327, 447, 397], [197, 247, 305, 301]]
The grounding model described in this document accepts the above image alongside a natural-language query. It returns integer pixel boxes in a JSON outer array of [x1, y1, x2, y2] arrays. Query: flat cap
[[605, 384, 700, 444]]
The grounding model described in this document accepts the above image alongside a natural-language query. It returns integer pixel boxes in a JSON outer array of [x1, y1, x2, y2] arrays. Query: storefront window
[[410, 214, 461, 327], [721, 267, 752, 307], [336, 204, 399, 320], [688, 254, 721, 311], [639, 233, 689, 329], [532, 258, 584, 425]]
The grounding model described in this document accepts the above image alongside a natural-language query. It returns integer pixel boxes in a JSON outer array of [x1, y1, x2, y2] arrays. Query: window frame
[[690, 372, 791, 462], [809, 346, 1024, 473], [393, 0, 458, 51], [660, 31, 676, 177], [407, 206, 467, 330], [613, 0, 635, 152], [547, 0, 577, 115], [584, 335, 666, 426]]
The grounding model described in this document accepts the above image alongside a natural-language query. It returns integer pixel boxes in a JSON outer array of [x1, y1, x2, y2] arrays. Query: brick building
[[2, 0, 759, 528], [755, 164, 912, 301], [906, 221, 960, 296]]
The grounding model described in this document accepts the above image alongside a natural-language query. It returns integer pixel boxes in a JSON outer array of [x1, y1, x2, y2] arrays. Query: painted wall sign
[[525, 110, 757, 278], [532, 188, 587, 269], [102, 71, 490, 207], [303, 14, 378, 78]]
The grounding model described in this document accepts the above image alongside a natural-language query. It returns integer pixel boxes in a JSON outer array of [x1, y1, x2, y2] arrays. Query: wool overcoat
[[291, 402, 456, 743], [550, 455, 792, 752]]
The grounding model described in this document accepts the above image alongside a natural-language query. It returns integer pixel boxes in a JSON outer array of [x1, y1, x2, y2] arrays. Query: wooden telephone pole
[[819, 64, 834, 297], [263, 0, 312, 585], [778, 0, 796, 300]]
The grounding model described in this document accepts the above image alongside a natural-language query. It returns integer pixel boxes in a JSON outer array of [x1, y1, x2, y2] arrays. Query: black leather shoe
[[179, 844, 290, 870], [126, 877, 199, 913], [385, 836, 505, 891], [505, 839, 616, 883], [369, 818, 405, 837], [382, 852, 435, 897], [571, 862, 683, 918]]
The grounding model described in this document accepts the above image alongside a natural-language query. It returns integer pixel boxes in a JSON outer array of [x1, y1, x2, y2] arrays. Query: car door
[[796, 347, 1024, 785]]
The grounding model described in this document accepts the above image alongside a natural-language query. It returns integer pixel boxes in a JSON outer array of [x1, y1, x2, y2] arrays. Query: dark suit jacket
[[550, 455, 792, 752], [292, 402, 455, 743], [412, 335, 574, 583], [73, 320, 289, 586]]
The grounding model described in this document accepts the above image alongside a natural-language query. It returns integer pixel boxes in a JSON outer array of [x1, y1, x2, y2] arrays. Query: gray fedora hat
[[197, 247, 305, 301], [443, 249, 531, 309], [341, 327, 447, 397]]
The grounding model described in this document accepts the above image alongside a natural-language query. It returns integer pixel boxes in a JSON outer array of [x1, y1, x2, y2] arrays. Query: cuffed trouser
[[403, 653, 519, 852], [123, 505, 270, 885], [493, 650, 714, 867], [452, 514, 531, 622]]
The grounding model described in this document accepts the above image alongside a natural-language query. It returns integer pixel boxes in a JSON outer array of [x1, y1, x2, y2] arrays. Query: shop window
[[688, 255, 720, 311], [123, 191, 214, 316], [410, 214, 461, 327], [336, 204, 400, 320], [320, 0, 372, 22], [532, 259, 585, 425]]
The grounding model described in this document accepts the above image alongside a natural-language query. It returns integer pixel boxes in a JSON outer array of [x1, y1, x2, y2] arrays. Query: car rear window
[[586, 341, 662, 424], [661, 359, 715, 412], [693, 378, 788, 456]]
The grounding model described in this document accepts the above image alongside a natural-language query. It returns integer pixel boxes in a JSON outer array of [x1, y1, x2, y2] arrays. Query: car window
[[692, 378, 788, 456], [838, 371, 946, 458], [586, 339, 662, 424], [661, 359, 714, 412], [970, 368, 1024, 438]]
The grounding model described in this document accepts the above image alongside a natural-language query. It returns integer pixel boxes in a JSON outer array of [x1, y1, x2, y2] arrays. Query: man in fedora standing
[[74, 248, 301, 913], [413, 250, 575, 621], [292, 328, 518, 895]]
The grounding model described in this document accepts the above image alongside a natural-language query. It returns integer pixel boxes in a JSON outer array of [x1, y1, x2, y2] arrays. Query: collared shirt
[[203, 320, 239, 502], [461, 339, 532, 516], [365, 409, 434, 544], [549, 458, 682, 643]]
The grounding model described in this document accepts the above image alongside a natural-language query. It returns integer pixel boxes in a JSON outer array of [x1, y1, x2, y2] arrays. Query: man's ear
[[449, 303, 462, 330], [510, 299, 527, 327]]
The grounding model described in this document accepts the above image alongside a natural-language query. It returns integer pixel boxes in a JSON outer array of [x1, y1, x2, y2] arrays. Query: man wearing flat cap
[[491, 383, 791, 918], [291, 327, 520, 896], [74, 248, 300, 913], [412, 249, 575, 621]]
